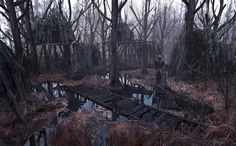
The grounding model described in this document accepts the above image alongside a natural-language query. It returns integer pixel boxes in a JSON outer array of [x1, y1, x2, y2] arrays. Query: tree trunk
[[23, 4, 39, 74], [101, 18, 107, 65], [142, 0, 149, 74], [110, 0, 120, 85], [184, 1, 195, 72]]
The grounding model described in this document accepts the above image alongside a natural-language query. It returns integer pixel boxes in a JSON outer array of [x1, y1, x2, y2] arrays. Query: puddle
[[102, 73, 157, 108], [24, 82, 128, 146]]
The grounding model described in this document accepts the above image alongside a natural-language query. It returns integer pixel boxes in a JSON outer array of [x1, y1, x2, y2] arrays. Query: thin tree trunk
[[101, 18, 107, 65]]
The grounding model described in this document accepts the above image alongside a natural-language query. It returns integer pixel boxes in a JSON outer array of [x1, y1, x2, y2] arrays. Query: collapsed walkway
[[64, 85, 206, 135]]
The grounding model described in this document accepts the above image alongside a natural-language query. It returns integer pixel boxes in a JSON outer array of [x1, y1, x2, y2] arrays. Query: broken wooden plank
[[77, 87, 94, 95], [142, 110, 157, 120], [91, 93, 113, 100], [100, 95, 117, 103], [133, 107, 151, 117], [82, 90, 100, 97], [127, 105, 144, 115], [119, 102, 135, 110]]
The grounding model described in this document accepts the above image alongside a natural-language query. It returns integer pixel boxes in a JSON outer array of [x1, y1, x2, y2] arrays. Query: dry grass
[[108, 121, 160, 146], [0, 93, 67, 145], [39, 73, 108, 87], [62, 75, 108, 87], [38, 73, 66, 83], [49, 109, 205, 146], [206, 124, 236, 142]]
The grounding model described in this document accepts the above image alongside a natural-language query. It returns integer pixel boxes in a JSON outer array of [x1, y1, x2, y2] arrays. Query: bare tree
[[92, 0, 128, 85], [152, 0, 179, 59], [96, 0, 111, 65], [130, 0, 158, 74], [182, 0, 207, 69], [19, 1, 39, 73], [0, 0, 30, 62]]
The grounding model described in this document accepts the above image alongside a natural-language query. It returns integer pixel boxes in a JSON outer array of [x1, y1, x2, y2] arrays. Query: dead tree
[[19, 1, 39, 74], [182, 0, 207, 72], [152, 0, 179, 55], [0, 0, 30, 62], [92, 0, 128, 85], [95, 0, 111, 65], [130, 0, 158, 74]]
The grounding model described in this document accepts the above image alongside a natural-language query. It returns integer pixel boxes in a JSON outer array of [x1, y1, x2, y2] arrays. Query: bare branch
[[14, 0, 27, 6], [0, 28, 13, 41], [42, 0, 53, 18], [211, 0, 217, 18], [68, 0, 72, 22], [0, 11, 9, 21], [71, 2, 93, 26], [118, 0, 128, 13], [91, 0, 111, 21], [182, 0, 189, 6], [17, 0, 30, 22], [195, 0, 207, 13], [105, 0, 111, 13], [147, 17, 159, 38], [0, 3, 8, 12], [130, 5, 143, 28]]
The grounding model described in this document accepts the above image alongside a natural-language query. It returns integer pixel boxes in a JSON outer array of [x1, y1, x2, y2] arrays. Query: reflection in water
[[104, 73, 157, 108], [24, 82, 128, 146]]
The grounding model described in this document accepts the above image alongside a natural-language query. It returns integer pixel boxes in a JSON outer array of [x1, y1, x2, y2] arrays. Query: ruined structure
[[33, 8, 75, 72]]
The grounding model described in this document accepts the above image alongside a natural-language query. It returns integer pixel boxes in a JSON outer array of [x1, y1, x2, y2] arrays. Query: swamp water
[[24, 81, 133, 146]]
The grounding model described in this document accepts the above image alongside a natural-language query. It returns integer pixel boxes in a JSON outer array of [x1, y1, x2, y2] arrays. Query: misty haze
[[0, 0, 235, 146]]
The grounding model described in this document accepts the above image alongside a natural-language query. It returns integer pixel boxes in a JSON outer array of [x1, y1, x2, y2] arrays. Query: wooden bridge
[[64, 85, 206, 135]]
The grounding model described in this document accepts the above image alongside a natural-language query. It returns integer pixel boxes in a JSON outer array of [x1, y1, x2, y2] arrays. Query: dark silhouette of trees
[[0, 0, 30, 62]]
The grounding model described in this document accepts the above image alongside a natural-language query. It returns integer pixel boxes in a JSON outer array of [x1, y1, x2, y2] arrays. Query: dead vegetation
[[0, 93, 67, 146], [50, 109, 236, 146], [39, 73, 108, 88]]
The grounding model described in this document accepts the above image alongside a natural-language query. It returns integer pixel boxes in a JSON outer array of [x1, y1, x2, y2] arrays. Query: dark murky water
[[103, 73, 157, 108], [24, 81, 129, 146]]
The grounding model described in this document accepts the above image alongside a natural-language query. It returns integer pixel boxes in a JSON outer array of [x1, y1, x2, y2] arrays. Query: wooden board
[[142, 110, 157, 120], [127, 105, 144, 115], [134, 107, 151, 117], [100, 95, 117, 103], [117, 100, 133, 109], [121, 102, 137, 112], [92, 93, 113, 100], [64, 85, 207, 134], [82, 89, 101, 96]]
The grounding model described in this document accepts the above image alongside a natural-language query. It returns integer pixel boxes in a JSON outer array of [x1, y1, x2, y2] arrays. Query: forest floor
[[36, 70, 236, 145]]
